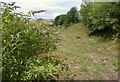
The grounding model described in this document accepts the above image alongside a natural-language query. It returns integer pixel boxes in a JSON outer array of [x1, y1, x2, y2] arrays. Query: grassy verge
[[53, 23, 118, 80]]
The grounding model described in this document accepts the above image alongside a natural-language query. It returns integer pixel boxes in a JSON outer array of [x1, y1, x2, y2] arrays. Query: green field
[[53, 23, 118, 80]]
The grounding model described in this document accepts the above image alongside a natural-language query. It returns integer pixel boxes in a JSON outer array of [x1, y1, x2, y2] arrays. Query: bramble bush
[[1, 2, 68, 81]]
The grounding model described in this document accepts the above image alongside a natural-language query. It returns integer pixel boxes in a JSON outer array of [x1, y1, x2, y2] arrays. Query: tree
[[54, 15, 60, 26], [66, 7, 79, 24], [54, 6, 79, 27], [57, 14, 67, 25], [54, 14, 67, 26]]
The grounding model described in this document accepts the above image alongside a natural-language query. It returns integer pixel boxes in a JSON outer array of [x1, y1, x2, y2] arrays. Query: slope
[[53, 23, 118, 80]]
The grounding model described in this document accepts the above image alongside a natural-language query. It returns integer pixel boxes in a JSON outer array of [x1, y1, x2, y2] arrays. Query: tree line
[[54, 7, 79, 27], [54, 2, 120, 39]]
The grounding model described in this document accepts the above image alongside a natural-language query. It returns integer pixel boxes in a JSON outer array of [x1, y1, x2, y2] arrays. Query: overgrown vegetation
[[1, 1, 119, 81], [55, 23, 118, 80], [1, 2, 68, 81], [54, 2, 120, 39], [80, 2, 120, 39], [54, 7, 79, 27]]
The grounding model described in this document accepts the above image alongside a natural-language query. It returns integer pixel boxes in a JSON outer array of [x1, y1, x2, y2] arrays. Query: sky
[[0, 0, 82, 19]]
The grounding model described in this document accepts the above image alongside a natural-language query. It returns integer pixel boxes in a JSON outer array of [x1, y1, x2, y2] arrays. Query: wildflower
[[8, 2, 15, 6], [55, 43, 61, 47], [32, 10, 47, 15], [55, 31, 60, 35], [14, 6, 21, 9], [11, 35, 16, 41], [62, 64, 66, 67]]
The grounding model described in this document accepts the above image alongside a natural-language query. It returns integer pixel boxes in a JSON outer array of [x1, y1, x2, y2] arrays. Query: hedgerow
[[1, 2, 68, 81]]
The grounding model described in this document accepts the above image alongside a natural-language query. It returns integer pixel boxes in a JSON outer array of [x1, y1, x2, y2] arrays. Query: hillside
[[53, 23, 118, 80]]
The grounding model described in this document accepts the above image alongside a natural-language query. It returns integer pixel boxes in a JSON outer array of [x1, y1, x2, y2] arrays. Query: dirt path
[[54, 23, 118, 80]]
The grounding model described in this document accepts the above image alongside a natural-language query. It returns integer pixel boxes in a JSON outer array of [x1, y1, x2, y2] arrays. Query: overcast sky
[[0, 0, 82, 19]]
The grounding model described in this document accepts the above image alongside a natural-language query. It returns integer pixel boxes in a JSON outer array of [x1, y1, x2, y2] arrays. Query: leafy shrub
[[21, 54, 68, 80], [80, 2, 120, 39], [1, 2, 67, 80]]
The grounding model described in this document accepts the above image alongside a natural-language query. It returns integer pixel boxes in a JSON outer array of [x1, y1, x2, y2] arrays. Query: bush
[[1, 2, 67, 80], [80, 2, 120, 39]]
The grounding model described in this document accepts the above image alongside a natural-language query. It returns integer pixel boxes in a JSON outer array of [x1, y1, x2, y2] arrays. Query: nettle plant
[[1, 2, 67, 80]]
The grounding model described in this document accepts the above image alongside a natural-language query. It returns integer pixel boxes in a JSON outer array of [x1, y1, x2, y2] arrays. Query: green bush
[[80, 2, 120, 39], [1, 2, 67, 80]]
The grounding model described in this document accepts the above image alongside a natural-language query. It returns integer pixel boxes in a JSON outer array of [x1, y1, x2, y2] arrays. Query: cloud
[[0, 0, 82, 19]]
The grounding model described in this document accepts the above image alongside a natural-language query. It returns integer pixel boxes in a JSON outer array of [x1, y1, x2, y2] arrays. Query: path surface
[[53, 23, 118, 80]]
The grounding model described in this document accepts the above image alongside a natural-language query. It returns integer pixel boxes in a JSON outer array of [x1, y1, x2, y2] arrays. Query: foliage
[[1, 2, 67, 80], [54, 7, 79, 27], [80, 2, 120, 39], [66, 7, 79, 24], [21, 54, 68, 81], [54, 14, 67, 26]]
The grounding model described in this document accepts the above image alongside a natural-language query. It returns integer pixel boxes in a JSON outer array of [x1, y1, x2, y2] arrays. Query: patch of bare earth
[[90, 54, 118, 80]]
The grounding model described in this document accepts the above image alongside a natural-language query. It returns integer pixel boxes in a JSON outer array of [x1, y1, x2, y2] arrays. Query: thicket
[[54, 7, 79, 27], [1, 2, 68, 81], [80, 2, 120, 39]]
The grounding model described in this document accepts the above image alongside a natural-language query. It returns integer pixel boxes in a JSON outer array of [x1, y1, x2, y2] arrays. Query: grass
[[53, 23, 118, 80]]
